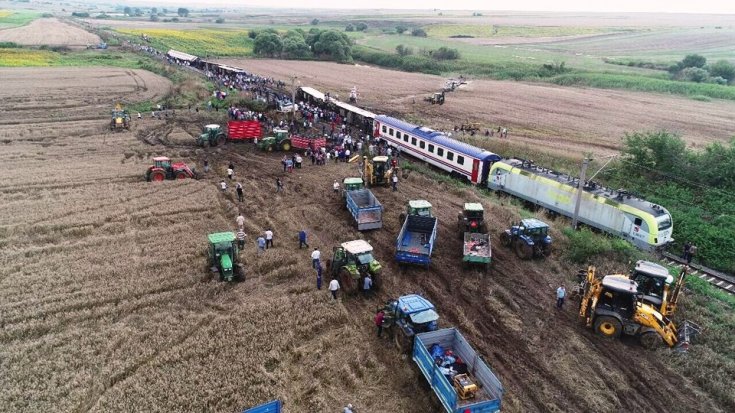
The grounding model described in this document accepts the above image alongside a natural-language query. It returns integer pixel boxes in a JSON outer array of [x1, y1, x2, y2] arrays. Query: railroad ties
[[662, 252, 735, 295]]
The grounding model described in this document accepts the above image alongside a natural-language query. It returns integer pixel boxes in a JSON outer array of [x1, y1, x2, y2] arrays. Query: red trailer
[[227, 120, 262, 141], [291, 135, 327, 151]]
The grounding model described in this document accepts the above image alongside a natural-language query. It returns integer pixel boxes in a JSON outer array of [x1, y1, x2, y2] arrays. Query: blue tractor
[[500, 218, 552, 259], [381, 294, 439, 352]]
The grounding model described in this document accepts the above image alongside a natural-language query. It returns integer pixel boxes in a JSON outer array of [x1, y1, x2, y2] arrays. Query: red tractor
[[145, 156, 197, 182]]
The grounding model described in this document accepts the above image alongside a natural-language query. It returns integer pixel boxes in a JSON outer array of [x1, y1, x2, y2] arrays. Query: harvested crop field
[[1, 66, 732, 413], [0, 18, 100, 47], [223, 59, 735, 158]]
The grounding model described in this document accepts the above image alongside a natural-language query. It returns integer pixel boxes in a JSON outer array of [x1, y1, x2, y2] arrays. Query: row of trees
[[253, 28, 352, 62], [395, 44, 460, 60], [122, 7, 189, 17], [669, 54, 735, 85]]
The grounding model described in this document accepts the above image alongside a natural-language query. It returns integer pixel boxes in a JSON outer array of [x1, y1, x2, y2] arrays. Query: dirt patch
[[222, 58, 735, 159], [0, 18, 100, 47]]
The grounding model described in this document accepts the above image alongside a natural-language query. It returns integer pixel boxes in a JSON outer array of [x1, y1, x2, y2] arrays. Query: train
[[164, 49, 673, 251]]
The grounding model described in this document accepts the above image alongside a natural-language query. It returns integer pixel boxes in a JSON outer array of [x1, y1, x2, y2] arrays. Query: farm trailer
[[414, 328, 504, 413], [463, 232, 491, 271], [346, 189, 383, 230], [396, 214, 438, 268]]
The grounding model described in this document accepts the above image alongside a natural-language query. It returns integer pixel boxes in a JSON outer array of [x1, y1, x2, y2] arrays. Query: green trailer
[[462, 232, 491, 271]]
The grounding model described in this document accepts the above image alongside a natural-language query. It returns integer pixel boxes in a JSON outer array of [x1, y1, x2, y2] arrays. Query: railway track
[[662, 252, 735, 295]]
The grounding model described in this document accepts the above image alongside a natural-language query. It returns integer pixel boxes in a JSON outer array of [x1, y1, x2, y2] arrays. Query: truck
[[413, 328, 504, 413], [345, 189, 383, 231], [462, 232, 491, 271], [396, 214, 438, 268]]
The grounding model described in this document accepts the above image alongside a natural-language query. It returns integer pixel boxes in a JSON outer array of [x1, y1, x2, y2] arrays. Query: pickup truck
[[462, 232, 491, 271], [395, 215, 438, 268], [345, 189, 383, 231], [414, 328, 504, 413]]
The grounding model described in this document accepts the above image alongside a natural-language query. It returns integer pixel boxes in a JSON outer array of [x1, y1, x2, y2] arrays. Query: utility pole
[[290, 75, 299, 122], [571, 158, 589, 230]]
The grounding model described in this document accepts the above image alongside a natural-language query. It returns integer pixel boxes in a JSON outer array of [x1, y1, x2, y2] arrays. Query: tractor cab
[[342, 177, 364, 197], [630, 260, 673, 308], [258, 128, 291, 151], [513, 218, 551, 243], [372, 155, 390, 183], [408, 200, 433, 217], [383, 294, 439, 337], [459, 202, 485, 233], [332, 240, 382, 293], [198, 124, 226, 147], [597, 275, 640, 321], [207, 232, 238, 282], [153, 156, 172, 170]]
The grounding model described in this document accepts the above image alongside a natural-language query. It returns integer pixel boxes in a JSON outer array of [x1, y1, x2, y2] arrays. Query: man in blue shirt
[[299, 230, 309, 249], [257, 236, 266, 255], [556, 285, 566, 309], [363, 274, 373, 297]]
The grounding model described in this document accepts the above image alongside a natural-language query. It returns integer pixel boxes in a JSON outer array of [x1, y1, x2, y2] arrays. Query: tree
[[177, 8, 189, 17], [345, 24, 354, 32], [253, 32, 283, 57], [622, 131, 689, 177], [151, 7, 157, 14], [682, 67, 708, 83], [395, 44, 412, 57], [355, 22, 368, 31], [312, 30, 352, 62], [311, 18, 319, 25], [248, 30, 258, 39], [215, 18, 225, 24], [709, 60, 735, 83], [162, 8, 168, 14], [282, 31, 311, 59], [150, 14, 158, 22], [681, 54, 706, 69], [396, 25, 407, 34], [411, 28, 427, 37], [133, 8, 142, 17], [432, 46, 460, 60], [123, 6, 131, 16]]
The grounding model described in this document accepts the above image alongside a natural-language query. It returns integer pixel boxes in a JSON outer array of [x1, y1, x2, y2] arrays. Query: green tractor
[[342, 177, 364, 198], [257, 128, 292, 152], [330, 240, 382, 294], [197, 124, 227, 147], [457, 202, 487, 238], [207, 232, 244, 282], [399, 199, 433, 223]]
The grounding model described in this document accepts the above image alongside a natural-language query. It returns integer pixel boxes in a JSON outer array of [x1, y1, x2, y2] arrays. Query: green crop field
[[425, 24, 611, 38], [0, 9, 39, 29], [116, 28, 253, 57]]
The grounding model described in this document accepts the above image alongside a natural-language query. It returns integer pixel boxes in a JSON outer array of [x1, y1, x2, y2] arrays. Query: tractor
[[257, 128, 292, 152], [110, 104, 130, 131], [363, 155, 396, 187], [381, 294, 439, 352], [329, 240, 382, 294], [499, 218, 552, 259], [398, 200, 433, 224], [457, 202, 486, 237], [207, 232, 244, 282], [424, 92, 445, 105], [342, 177, 364, 199], [145, 156, 197, 182], [197, 124, 227, 147]]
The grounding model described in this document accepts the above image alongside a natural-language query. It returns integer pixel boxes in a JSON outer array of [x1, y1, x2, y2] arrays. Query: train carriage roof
[[376, 115, 500, 161]]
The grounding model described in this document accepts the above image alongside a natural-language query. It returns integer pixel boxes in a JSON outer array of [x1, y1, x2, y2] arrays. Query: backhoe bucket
[[674, 321, 702, 353]]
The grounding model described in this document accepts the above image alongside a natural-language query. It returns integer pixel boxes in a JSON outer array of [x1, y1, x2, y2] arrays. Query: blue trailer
[[346, 188, 383, 231], [242, 400, 281, 413], [413, 328, 504, 413], [395, 214, 438, 267]]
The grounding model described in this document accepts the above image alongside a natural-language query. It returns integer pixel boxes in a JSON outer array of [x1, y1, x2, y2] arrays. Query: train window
[[634, 217, 643, 226], [389, 128, 394, 136], [419, 141, 425, 149], [437, 147, 444, 156], [403, 134, 409, 142], [447, 151, 454, 161], [428, 144, 435, 153], [382, 125, 387, 133], [411, 137, 417, 146], [457, 155, 464, 165]]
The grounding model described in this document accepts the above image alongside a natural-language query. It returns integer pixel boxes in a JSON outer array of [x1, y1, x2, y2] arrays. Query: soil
[[222, 58, 735, 159], [0, 65, 728, 412], [0, 18, 101, 47]]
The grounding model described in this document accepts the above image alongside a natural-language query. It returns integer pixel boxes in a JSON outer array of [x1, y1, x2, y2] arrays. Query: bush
[[215, 18, 225, 24], [411, 28, 427, 37], [432, 46, 460, 60], [311, 18, 319, 25], [709, 60, 735, 83], [0, 42, 21, 48], [396, 25, 407, 34], [355, 22, 368, 31], [395, 44, 412, 57], [345, 24, 354, 32], [71, 12, 90, 17], [561, 227, 640, 263], [682, 67, 709, 83]]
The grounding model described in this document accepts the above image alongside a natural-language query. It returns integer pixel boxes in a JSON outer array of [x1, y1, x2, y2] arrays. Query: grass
[[425, 24, 610, 38], [116, 28, 253, 57], [0, 9, 39, 28], [0, 49, 56, 66]]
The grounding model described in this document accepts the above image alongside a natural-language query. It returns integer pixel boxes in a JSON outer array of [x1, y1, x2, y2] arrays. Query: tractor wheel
[[339, 268, 354, 294], [542, 244, 552, 258], [594, 316, 622, 339], [639, 331, 663, 349], [500, 232, 511, 247], [150, 171, 165, 182], [514, 239, 532, 260], [175, 171, 188, 180], [217, 133, 226, 146], [280, 140, 292, 151]]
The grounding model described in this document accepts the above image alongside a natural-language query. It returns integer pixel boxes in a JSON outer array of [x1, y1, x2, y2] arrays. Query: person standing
[[256, 235, 266, 255], [343, 404, 354, 413], [687, 244, 697, 264], [363, 274, 373, 297], [236, 228, 246, 250], [316, 264, 323, 290], [682, 241, 692, 262], [299, 230, 309, 249], [311, 247, 321, 269], [374, 309, 385, 337], [333, 180, 340, 194], [227, 167, 234, 180], [276, 178, 283, 193], [329, 278, 340, 300], [203, 158, 209, 173], [556, 285, 566, 309], [391, 174, 398, 192], [236, 182, 244, 203], [220, 180, 227, 192], [236, 213, 245, 230], [265, 229, 274, 248]]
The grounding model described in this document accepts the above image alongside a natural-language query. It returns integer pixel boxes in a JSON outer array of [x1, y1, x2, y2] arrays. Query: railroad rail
[[662, 252, 735, 295]]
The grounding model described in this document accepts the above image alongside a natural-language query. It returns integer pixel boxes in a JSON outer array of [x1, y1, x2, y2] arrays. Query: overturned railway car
[[488, 159, 673, 251]]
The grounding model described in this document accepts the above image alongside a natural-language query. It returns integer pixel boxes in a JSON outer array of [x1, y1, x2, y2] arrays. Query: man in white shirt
[[265, 229, 274, 249], [311, 247, 321, 269], [236, 213, 245, 229], [392, 174, 398, 192], [333, 180, 340, 194], [329, 278, 340, 300]]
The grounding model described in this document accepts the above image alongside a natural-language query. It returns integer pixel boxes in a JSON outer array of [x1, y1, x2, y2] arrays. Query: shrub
[[355, 22, 368, 32], [71, 12, 90, 17], [215, 18, 225, 24], [345, 24, 354, 32], [432, 46, 460, 60], [682, 67, 709, 83], [411, 28, 427, 37]]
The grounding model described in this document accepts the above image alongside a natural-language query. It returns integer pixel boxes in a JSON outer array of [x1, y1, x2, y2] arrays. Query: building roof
[[520, 218, 548, 229], [333, 100, 376, 119], [376, 115, 501, 161], [300, 86, 325, 101], [464, 202, 484, 212], [341, 239, 373, 254], [208, 232, 235, 244], [167, 49, 198, 62]]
